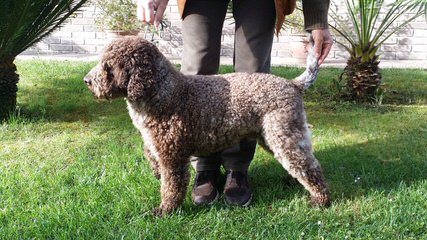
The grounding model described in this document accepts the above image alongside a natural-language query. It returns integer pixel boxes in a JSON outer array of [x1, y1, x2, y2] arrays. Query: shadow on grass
[[15, 60, 179, 123], [104, 118, 426, 215], [15, 63, 427, 123], [15, 91, 427, 215], [11, 60, 427, 215], [248, 124, 427, 207]]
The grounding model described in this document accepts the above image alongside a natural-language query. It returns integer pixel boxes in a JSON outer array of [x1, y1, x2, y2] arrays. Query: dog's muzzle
[[84, 75, 92, 86], [84, 64, 100, 86]]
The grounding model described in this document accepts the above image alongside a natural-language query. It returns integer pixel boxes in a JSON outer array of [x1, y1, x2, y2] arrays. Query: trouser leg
[[221, 139, 257, 171], [183, 0, 275, 172], [181, 0, 229, 171], [181, 0, 229, 75], [221, 0, 276, 171], [233, 0, 276, 74]]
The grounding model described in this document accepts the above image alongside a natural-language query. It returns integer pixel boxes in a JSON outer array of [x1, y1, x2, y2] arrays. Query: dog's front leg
[[153, 156, 190, 216], [144, 145, 161, 179]]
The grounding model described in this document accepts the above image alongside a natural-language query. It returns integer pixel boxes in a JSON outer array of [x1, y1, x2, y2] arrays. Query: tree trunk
[[344, 56, 382, 102], [0, 58, 19, 121]]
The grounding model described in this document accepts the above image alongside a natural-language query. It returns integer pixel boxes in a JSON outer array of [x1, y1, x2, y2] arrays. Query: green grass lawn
[[1, 60, 426, 239]]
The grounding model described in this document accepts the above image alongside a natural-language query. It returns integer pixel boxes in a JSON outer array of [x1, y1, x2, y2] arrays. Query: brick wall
[[22, 1, 427, 62]]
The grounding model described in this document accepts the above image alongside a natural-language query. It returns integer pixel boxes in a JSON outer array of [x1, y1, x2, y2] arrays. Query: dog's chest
[[127, 101, 160, 159]]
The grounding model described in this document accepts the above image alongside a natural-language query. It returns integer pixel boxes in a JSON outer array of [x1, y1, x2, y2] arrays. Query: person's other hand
[[311, 29, 333, 65], [136, 0, 169, 27]]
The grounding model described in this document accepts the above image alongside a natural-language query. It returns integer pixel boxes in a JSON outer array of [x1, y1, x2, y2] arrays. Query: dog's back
[[182, 72, 304, 156]]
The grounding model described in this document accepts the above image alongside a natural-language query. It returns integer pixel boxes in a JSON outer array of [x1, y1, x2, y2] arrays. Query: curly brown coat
[[84, 36, 331, 216]]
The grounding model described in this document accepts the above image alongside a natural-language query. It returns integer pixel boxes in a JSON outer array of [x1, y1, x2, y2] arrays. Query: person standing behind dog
[[137, 0, 333, 207]]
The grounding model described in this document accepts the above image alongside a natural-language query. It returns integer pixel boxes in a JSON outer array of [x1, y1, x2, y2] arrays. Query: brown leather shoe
[[192, 170, 220, 205], [224, 171, 253, 207]]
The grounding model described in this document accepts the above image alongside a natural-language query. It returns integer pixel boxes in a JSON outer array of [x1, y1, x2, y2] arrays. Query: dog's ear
[[126, 46, 156, 101]]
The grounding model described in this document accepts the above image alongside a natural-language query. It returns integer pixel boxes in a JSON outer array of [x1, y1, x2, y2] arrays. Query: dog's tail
[[292, 34, 320, 90]]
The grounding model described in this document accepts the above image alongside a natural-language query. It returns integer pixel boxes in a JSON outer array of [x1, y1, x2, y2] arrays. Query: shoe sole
[[192, 189, 219, 206], [224, 193, 253, 207]]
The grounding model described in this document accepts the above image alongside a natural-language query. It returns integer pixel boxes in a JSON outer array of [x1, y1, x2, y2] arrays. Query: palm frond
[[346, 0, 362, 46], [330, 0, 427, 61], [0, 0, 88, 60], [328, 4, 356, 43]]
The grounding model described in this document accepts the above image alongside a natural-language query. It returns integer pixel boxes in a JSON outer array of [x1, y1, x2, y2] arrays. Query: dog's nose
[[84, 76, 92, 85], [84, 65, 100, 86]]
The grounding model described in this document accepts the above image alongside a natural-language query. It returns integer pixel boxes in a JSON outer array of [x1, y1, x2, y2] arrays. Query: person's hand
[[311, 29, 333, 65], [136, 0, 169, 27]]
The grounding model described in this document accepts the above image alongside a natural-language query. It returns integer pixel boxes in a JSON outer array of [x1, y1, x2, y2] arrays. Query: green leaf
[[329, 0, 427, 63], [0, 0, 88, 60]]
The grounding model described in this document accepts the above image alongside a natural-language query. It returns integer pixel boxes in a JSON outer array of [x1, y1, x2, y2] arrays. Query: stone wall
[[22, 1, 427, 63]]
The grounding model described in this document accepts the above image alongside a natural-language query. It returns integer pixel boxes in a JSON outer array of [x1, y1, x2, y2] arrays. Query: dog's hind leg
[[262, 112, 331, 207], [154, 154, 191, 216]]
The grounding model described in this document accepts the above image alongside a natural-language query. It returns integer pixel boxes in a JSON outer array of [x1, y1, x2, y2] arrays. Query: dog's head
[[84, 36, 159, 101]]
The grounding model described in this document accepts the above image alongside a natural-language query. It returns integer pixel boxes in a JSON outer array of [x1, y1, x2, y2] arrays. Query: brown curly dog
[[84, 36, 331, 216]]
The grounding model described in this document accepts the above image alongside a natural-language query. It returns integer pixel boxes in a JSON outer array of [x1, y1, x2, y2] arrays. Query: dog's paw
[[310, 193, 332, 208], [152, 207, 165, 217], [152, 204, 175, 217]]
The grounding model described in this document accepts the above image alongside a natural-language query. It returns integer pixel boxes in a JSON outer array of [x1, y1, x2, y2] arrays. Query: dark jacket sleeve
[[302, 0, 330, 30]]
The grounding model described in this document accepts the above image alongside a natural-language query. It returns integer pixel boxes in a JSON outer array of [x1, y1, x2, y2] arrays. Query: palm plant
[[329, 0, 427, 102], [0, 0, 87, 121]]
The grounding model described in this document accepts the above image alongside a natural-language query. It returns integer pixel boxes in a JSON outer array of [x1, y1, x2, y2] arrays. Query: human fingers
[[153, 0, 168, 27], [311, 29, 324, 59], [318, 30, 333, 65], [318, 39, 332, 65], [136, 0, 155, 24], [312, 29, 333, 66]]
